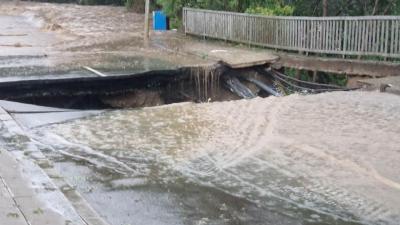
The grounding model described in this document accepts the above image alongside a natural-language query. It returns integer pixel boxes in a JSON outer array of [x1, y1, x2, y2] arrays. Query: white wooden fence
[[183, 8, 400, 58]]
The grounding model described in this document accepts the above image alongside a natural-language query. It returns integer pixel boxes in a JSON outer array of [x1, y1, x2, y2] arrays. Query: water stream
[[29, 91, 400, 225]]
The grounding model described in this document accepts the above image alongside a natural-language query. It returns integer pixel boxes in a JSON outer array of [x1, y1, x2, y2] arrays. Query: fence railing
[[183, 8, 400, 59]]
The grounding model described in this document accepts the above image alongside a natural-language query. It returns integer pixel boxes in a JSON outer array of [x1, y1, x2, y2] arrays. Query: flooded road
[[0, 14, 59, 79], [0, 15, 55, 56], [28, 91, 400, 225], [1, 2, 399, 225], [0, 14, 186, 81], [0, 3, 210, 82]]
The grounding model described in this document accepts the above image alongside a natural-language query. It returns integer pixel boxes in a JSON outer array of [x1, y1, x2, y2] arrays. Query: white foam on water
[[22, 11, 44, 28]]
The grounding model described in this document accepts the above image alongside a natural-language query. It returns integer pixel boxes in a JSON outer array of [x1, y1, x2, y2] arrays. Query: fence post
[[183, 8, 186, 35], [384, 20, 389, 60], [143, 0, 150, 42], [342, 19, 348, 58], [203, 11, 206, 40]]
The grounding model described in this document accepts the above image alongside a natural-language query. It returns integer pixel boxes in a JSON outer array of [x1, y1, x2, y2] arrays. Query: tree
[[322, 0, 328, 16], [293, 0, 399, 16]]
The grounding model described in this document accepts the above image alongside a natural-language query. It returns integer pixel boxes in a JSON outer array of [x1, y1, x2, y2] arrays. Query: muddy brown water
[[1, 6, 399, 225], [25, 91, 400, 225], [0, 12, 208, 82]]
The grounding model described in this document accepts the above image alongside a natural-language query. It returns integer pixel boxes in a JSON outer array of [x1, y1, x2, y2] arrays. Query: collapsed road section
[[0, 63, 349, 110], [0, 63, 363, 225]]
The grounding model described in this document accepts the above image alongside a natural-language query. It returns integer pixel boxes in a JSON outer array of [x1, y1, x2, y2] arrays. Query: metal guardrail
[[183, 8, 400, 58]]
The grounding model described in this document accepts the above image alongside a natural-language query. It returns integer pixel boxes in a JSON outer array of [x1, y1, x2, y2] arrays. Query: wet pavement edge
[[0, 106, 110, 225]]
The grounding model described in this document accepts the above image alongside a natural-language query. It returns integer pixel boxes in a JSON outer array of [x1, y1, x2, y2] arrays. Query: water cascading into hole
[[189, 64, 224, 102]]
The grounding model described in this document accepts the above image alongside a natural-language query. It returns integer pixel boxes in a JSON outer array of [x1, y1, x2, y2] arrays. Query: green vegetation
[[245, 5, 294, 16], [153, 0, 399, 30], [284, 68, 348, 87], [124, 0, 133, 8], [157, 0, 400, 19], [293, 0, 400, 16]]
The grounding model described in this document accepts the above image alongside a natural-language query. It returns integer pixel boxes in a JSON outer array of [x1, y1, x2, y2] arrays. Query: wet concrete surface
[[52, 161, 302, 225], [18, 91, 399, 225], [0, 106, 101, 225]]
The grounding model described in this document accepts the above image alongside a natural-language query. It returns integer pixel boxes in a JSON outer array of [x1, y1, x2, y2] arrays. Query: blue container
[[153, 11, 168, 31]]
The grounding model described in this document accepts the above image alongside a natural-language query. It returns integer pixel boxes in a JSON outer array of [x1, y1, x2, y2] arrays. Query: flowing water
[[28, 91, 400, 225], [0, 6, 208, 82], [2, 3, 398, 225]]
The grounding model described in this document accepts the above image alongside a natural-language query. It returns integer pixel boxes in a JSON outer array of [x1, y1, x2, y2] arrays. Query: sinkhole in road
[[0, 64, 278, 110]]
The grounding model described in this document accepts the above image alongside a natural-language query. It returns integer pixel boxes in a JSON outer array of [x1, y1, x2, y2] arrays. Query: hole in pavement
[[0, 64, 279, 110]]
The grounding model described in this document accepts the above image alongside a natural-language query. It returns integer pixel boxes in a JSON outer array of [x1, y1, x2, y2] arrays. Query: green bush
[[245, 5, 294, 16], [156, 0, 199, 28], [125, 0, 133, 9], [77, 0, 123, 5]]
